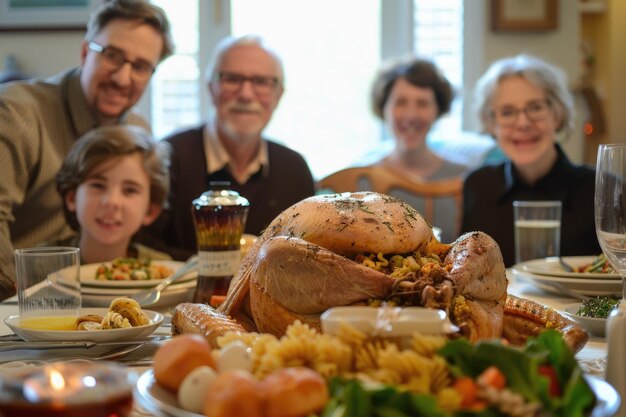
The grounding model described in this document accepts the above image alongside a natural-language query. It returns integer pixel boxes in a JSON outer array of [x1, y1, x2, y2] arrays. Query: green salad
[[320, 330, 595, 417]]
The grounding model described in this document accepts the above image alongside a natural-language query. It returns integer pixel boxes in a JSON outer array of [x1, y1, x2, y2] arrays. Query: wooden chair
[[318, 165, 463, 240]]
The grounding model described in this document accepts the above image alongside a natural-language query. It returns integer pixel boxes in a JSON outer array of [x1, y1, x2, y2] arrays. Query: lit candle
[[0, 362, 137, 417]]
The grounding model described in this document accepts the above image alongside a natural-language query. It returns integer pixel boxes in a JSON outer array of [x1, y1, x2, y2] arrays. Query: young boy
[[56, 125, 171, 264]]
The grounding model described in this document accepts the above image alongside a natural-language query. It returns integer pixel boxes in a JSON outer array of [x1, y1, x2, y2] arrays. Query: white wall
[[464, 0, 583, 162], [0, 31, 82, 78]]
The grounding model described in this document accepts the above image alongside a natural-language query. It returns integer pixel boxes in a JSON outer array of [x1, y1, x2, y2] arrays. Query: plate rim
[[4, 308, 163, 342], [80, 279, 195, 295], [80, 260, 197, 288], [513, 269, 622, 285], [514, 256, 621, 280], [513, 269, 622, 298], [135, 369, 204, 417]]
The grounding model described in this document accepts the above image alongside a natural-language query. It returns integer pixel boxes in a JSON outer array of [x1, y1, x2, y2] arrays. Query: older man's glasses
[[218, 72, 279, 97], [88, 42, 155, 83], [492, 99, 552, 126]]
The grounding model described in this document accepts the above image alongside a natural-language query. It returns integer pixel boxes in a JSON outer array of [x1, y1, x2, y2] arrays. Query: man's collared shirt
[[203, 122, 269, 185]]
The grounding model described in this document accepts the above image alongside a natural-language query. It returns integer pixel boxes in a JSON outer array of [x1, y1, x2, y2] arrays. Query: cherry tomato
[[538, 365, 561, 397]]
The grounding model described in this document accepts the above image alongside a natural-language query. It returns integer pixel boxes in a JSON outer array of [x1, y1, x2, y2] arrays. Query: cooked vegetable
[[95, 257, 173, 281], [575, 254, 615, 274], [576, 297, 620, 318]]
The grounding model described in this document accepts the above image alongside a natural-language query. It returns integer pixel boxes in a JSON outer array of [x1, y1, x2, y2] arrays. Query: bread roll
[[203, 370, 264, 417], [262, 367, 328, 417], [108, 297, 149, 326], [172, 303, 248, 348], [75, 314, 103, 331], [153, 334, 216, 392]]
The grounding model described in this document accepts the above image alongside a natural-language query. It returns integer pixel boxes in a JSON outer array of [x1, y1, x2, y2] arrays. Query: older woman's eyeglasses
[[88, 42, 155, 82], [218, 72, 279, 97], [492, 99, 552, 126]]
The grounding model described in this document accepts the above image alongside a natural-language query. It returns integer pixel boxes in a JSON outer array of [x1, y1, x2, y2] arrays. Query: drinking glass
[[15, 247, 81, 330], [513, 201, 562, 264], [595, 144, 626, 298]]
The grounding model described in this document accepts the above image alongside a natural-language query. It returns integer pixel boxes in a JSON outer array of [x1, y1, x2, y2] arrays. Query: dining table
[[0, 269, 610, 417]]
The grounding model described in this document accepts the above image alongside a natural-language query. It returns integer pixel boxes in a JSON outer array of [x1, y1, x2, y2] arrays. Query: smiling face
[[80, 18, 163, 125], [65, 153, 160, 255], [209, 44, 283, 144], [488, 76, 561, 173], [383, 78, 438, 153]]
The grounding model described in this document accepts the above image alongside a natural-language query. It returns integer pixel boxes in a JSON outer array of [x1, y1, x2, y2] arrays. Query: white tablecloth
[[0, 270, 609, 416]]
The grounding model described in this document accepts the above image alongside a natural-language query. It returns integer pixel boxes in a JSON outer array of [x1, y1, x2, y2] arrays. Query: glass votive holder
[[0, 361, 137, 417]]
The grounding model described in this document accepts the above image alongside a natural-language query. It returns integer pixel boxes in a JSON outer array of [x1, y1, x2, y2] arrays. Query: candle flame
[[49, 369, 66, 391]]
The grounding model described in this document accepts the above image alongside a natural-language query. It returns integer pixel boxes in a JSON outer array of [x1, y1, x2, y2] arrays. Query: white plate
[[134, 369, 618, 417], [563, 303, 608, 338], [514, 256, 621, 280], [81, 279, 195, 296], [512, 269, 622, 298], [82, 284, 195, 308], [80, 261, 197, 288], [4, 308, 163, 342]]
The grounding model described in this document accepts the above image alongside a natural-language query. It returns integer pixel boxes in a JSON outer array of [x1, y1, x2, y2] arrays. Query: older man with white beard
[[142, 35, 315, 261]]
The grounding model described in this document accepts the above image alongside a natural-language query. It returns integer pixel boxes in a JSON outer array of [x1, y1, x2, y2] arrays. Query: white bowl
[[320, 306, 457, 339], [562, 303, 607, 338], [4, 308, 163, 342]]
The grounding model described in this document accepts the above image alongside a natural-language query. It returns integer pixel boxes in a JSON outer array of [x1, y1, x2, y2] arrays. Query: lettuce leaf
[[321, 330, 594, 417], [438, 330, 595, 417]]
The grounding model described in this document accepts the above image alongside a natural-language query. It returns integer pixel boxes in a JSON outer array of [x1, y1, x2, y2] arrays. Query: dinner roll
[[75, 314, 103, 331], [262, 367, 329, 417], [153, 334, 216, 392], [108, 297, 149, 326], [203, 370, 264, 417]]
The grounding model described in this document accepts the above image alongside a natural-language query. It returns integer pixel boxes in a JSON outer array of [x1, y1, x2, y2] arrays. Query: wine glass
[[594, 143, 626, 299], [596, 144, 626, 409]]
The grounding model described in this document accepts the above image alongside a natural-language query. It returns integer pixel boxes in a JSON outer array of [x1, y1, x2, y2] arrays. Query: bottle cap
[[192, 188, 249, 208]]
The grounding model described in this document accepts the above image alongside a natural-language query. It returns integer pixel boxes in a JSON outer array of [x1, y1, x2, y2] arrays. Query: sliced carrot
[[210, 295, 227, 308], [478, 366, 507, 390], [470, 399, 488, 411], [453, 377, 478, 407]]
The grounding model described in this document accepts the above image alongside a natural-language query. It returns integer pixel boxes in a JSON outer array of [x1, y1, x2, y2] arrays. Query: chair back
[[318, 165, 463, 239]]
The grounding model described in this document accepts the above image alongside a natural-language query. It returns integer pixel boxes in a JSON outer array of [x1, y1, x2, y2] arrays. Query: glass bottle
[[191, 185, 249, 304]]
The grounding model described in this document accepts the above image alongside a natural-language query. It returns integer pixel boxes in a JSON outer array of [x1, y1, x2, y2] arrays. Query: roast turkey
[[172, 192, 587, 352]]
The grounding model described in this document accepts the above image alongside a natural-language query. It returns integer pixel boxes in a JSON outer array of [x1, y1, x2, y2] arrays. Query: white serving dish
[[563, 303, 608, 338], [4, 308, 163, 342], [320, 306, 457, 339]]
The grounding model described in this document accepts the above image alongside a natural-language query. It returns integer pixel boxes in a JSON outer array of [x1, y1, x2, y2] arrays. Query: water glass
[[15, 247, 81, 330], [513, 201, 562, 264]]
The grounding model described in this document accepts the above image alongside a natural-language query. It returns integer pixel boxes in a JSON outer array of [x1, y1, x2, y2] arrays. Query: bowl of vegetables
[[563, 297, 620, 337]]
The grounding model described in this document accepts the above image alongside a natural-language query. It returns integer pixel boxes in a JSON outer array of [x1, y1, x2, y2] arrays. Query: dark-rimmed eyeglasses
[[491, 99, 552, 127], [88, 42, 155, 83], [218, 72, 280, 97]]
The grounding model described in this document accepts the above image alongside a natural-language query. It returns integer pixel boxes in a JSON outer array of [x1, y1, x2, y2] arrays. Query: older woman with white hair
[[461, 54, 600, 266]]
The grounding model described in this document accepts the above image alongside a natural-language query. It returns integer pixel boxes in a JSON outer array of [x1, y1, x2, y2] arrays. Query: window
[[149, 0, 464, 179], [414, 0, 463, 134], [150, 0, 201, 139]]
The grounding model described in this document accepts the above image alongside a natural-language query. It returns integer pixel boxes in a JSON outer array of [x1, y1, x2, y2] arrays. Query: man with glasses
[[461, 54, 599, 266], [0, 0, 173, 300], [141, 35, 315, 261]]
